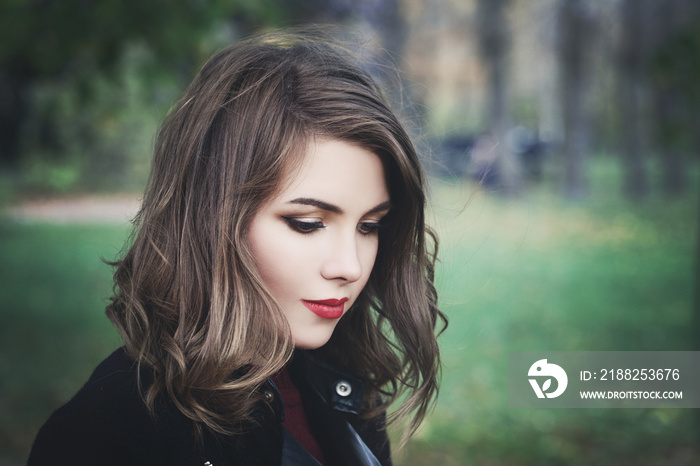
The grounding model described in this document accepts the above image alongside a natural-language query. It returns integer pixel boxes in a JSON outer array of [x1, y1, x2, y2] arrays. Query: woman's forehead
[[269, 139, 390, 213]]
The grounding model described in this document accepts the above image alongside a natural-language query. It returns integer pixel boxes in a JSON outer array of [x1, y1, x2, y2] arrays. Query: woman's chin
[[292, 333, 333, 350]]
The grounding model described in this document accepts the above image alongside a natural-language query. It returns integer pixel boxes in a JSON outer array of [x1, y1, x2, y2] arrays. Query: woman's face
[[248, 139, 391, 349]]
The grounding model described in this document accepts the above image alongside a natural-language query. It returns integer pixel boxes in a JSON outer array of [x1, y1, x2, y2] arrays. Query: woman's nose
[[320, 234, 363, 283]]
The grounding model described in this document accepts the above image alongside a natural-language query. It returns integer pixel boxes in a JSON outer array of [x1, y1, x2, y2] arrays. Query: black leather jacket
[[28, 348, 391, 465]]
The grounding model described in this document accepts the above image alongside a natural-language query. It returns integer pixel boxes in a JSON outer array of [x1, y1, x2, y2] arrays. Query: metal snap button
[[335, 380, 352, 397], [263, 390, 274, 403]]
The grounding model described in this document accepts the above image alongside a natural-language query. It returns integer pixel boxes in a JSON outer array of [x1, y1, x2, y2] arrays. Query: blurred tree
[[357, 0, 408, 101], [650, 1, 700, 198], [476, 0, 522, 195], [558, 0, 598, 199], [0, 0, 282, 169], [617, 0, 651, 201], [649, 0, 684, 198]]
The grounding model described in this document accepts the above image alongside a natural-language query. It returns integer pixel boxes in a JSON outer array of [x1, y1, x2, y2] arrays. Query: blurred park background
[[1, 0, 699, 464]]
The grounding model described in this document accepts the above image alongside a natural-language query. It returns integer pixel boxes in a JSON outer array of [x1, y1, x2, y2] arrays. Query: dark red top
[[272, 367, 326, 465]]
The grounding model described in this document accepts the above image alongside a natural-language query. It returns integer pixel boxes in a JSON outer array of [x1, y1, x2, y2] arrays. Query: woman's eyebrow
[[287, 198, 392, 215], [366, 200, 392, 215], [288, 198, 342, 214]]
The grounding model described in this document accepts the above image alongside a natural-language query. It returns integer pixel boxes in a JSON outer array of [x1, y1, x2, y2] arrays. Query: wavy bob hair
[[107, 32, 445, 441]]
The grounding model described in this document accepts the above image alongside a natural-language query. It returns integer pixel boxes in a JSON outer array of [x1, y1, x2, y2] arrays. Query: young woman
[[29, 33, 445, 466]]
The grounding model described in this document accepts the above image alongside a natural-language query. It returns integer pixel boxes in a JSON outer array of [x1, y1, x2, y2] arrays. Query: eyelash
[[283, 217, 325, 234], [282, 217, 385, 236], [358, 222, 384, 235]]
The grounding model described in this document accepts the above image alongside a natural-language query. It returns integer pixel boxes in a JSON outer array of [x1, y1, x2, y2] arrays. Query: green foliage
[[0, 0, 271, 76], [18, 45, 175, 194], [0, 0, 290, 187]]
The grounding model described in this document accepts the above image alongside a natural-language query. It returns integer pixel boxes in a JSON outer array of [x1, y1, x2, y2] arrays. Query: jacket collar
[[284, 352, 381, 466], [291, 351, 366, 415], [247, 351, 383, 465], [265, 351, 366, 418]]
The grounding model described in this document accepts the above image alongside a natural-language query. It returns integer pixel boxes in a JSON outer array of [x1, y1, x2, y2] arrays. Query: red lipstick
[[301, 298, 348, 319]]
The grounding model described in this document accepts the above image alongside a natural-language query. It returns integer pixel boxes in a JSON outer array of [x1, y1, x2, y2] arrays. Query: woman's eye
[[282, 217, 325, 234], [358, 222, 384, 236]]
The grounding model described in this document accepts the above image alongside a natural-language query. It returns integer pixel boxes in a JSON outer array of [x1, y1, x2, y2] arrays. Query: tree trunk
[[477, 0, 521, 195], [558, 0, 597, 199], [618, 0, 650, 201], [368, 0, 414, 120], [650, 0, 689, 197]]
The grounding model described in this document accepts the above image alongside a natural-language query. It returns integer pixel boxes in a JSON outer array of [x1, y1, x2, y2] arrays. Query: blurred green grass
[[1, 156, 698, 464], [394, 158, 698, 465], [0, 223, 127, 465]]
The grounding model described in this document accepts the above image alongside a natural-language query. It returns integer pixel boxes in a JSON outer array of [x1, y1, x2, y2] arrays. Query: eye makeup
[[358, 221, 385, 236], [282, 216, 326, 234]]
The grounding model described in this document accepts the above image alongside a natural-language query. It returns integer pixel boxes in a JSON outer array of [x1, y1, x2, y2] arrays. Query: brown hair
[[107, 32, 446, 443]]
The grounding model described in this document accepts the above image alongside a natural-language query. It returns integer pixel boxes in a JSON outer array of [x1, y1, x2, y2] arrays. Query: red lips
[[301, 298, 348, 319]]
